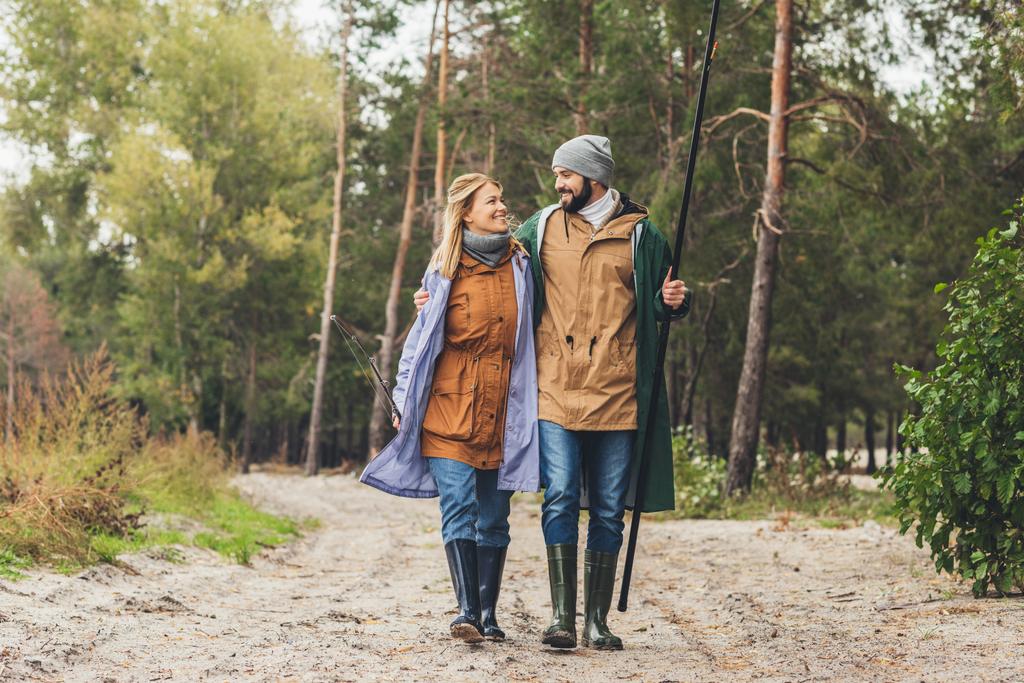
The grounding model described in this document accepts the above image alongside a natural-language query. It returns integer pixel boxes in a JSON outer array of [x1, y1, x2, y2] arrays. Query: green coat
[[515, 204, 691, 512]]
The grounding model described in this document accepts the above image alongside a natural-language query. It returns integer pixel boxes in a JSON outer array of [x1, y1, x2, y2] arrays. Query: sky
[[0, 0, 935, 185]]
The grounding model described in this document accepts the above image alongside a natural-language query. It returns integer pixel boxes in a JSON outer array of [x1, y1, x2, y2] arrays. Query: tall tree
[[432, 0, 451, 246], [0, 261, 67, 438], [368, 0, 442, 455], [574, 0, 594, 134], [306, 1, 354, 476], [724, 0, 793, 495]]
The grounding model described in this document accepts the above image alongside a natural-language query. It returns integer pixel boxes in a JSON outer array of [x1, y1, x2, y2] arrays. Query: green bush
[[672, 426, 726, 517], [671, 426, 892, 522], [881, 198, 1024, 597]]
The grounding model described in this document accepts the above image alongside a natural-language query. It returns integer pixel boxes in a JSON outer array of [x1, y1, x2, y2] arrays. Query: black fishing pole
[[329, 315, 401, 423], [618, 0, 721, 613]]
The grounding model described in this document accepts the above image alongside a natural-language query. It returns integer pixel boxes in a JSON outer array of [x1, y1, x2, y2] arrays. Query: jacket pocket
[[422, 376, 475, 441], [535, 328, 559, 358], [444, 292, 471, 337], [610, 336, 636, 368]]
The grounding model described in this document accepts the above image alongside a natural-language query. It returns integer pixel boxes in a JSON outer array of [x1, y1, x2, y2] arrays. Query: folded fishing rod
[[330, 315, 401, 423], [618, 0, 722, 613]]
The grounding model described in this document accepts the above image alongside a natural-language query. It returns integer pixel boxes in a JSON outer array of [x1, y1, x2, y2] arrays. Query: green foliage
[[882, 198, 1024, 597], [672, 426, 726, 517], [670, 427, 893, 524], [0, 548, 31, 580]]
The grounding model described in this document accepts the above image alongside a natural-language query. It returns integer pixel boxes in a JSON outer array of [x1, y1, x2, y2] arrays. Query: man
[[415, 135, 689, 650]]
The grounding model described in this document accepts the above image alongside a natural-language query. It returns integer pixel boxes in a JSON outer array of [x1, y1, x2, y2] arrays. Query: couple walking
[[360, 135, 690, 649]]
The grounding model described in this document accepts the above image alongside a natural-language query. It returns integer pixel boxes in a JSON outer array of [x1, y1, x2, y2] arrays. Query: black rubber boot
[[444, 539, 485, 643], [477, 545, 508, 641], [540, 544, 577, 648], [581, 549, 623, 650]]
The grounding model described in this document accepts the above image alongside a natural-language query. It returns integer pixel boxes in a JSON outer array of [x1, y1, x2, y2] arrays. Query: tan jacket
[[535, 202, 648, 430], [420, 247, 519, 469]]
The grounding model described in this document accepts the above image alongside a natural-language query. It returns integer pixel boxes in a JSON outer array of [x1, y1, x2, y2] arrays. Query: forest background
[[1, 0, 1021, 485]]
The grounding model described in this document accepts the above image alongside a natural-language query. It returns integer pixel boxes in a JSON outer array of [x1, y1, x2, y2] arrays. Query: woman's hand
[[413, 287, 430, 313]]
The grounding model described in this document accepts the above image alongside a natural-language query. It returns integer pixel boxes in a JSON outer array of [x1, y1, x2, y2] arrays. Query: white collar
[[577, 187, 618, 229]]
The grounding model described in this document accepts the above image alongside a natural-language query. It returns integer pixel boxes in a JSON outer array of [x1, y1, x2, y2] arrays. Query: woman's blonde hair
[[430, 173, 521, 279]]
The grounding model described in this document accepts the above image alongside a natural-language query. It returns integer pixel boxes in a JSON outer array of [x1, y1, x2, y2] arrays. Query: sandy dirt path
[[1, 471, 1022, 682]]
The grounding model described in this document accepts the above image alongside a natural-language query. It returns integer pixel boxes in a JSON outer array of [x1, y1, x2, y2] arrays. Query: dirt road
[[1, 472, 1021, 682]]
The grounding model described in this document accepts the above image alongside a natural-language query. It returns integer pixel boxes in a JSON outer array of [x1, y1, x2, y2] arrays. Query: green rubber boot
[[540, 544, 577, 648], [581, 550, 623, 650]]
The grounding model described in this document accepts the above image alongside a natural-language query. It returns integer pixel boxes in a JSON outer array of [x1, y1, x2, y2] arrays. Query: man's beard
[[561, 178, 592, 213]]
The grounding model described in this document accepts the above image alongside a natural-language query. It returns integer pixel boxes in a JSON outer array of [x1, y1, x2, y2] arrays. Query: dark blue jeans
[[426, 457, 513, 548], [538, 420, 635, 553]]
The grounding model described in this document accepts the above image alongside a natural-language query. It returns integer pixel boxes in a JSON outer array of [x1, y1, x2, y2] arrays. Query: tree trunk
[[5, 312, 13, 442], [685, 43, 695, 102], [864, 407, 877, 474], [482, 41, 496, 176], [369, 1, 442, 456], [895, 409, 906, 454], [836, 410, 847, 459], [813, 415, 827, 458], [306, 4, 353, 476], [346, 401, 354, 456], [431, 0, 451, 247], [173, 279, 201, 434], [217, 356, 229, 449], [667, 357, 678, 427], [885, 409, 894, 464], [240, 343, 256, 474], [680, 283, 722, 424], [724, 0, 792, 495], [704, 397, 715, 456], [573, 0, 593, 135]]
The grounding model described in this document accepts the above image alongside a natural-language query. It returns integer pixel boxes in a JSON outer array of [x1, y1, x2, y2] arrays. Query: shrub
[[0, 350, 144, 564], [671, 427, 892, 522], [672, 426, 726, 517], [881, 199, 1024, 597], [0, 349, 299, 572]]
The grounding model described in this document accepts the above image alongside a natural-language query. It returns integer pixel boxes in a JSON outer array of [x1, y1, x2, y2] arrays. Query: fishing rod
[[329, 315, 401, 422], [618, 0, 722, 612]]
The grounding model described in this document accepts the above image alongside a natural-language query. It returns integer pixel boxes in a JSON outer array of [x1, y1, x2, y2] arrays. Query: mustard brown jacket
[[359, 250, 540, 498], [420, 249, 519, 469], [514, 198, 691, 513]]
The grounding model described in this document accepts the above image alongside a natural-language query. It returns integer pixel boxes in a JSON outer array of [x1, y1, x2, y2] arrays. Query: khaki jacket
[[535, 202, 649, 430], [420, 247, 519, 469], [514, 196, 692, 512]]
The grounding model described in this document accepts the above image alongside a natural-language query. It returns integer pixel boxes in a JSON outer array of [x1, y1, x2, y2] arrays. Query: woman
[[360, 173, 539, 644]]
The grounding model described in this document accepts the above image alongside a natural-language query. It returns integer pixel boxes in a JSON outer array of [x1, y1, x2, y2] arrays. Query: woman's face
[[463, 182, 508, 235]]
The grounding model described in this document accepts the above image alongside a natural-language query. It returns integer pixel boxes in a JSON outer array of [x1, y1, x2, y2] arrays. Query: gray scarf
[[462, 228, 511, 268]]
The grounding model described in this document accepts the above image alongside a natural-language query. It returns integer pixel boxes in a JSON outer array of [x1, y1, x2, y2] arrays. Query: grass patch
[[0, 350, 305, 575], [190, 494, 299, 564], [662, 426, 897, 526], [705, 485, 896, 526], [0, 548, 31, 580]]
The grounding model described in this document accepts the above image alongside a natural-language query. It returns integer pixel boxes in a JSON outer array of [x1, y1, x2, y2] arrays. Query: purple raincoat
[[360, 251, 540, 497]]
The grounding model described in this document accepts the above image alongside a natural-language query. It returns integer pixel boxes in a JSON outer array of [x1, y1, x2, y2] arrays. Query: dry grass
[[0, 350, 144, 564], [0, 349, 301, 573]]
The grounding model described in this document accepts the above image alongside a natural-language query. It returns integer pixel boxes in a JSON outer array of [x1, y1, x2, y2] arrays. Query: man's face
[[553, 167, 592, 213]]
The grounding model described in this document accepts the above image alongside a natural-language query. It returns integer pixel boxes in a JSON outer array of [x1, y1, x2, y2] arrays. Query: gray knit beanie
[[551, 134, 614, 187]]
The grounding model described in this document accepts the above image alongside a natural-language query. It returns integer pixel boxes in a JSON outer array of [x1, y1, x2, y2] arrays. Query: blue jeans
[[538, 420, 635, 553], [427, 457, 514, 548]]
